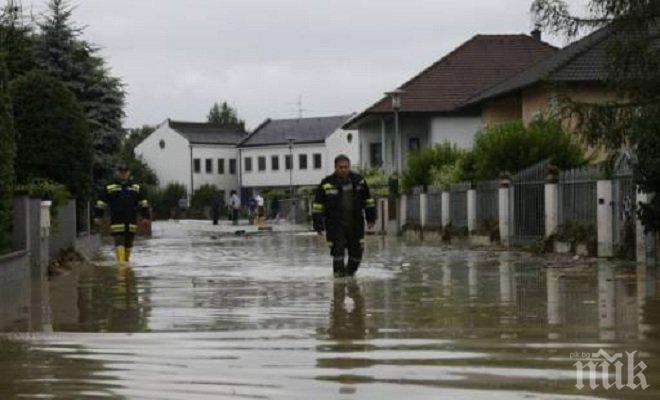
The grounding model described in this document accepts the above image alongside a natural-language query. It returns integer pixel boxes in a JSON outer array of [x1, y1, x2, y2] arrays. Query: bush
[[0, 59, 16, 253], [403, 142, 463, 191], [148, 183, 187, 220], [356, 167, 390, 197], [10, 71, 93, 200], [15, 179, 71, 220], [471, 118, 586, 180], [189, 184, 223, 219]]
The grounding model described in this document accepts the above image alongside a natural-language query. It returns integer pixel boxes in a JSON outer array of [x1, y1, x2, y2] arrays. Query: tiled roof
[[168, 120, 247, 145], [239, 115, 353, 147], [347, 34, 557, 125], [465, 27, 612, 105]]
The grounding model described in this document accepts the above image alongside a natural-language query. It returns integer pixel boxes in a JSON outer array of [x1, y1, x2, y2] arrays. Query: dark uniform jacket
[[312, 172, 376, 242], [95, 180, 150, 234]]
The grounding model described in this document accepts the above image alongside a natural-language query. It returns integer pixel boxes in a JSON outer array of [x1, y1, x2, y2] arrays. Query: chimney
[[531, 26, 542, 41]]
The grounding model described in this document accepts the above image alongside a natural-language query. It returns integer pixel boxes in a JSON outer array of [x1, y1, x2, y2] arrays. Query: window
[[229, 159, 237, 174], [159, 139, 166, 149], [409, 137, 420, 151], [370, 142, 383, 167], [299, 154, 308, 170], [244, 157, 253, 172], [258, 156, 266, 171], [285, 154, 292, 170], [272, 155, 280, 171], [193, 158, 201, 173], [347, 133, 353, 143], [217, 158, 225, 174], [313, 153, 322, 169], [205, 158, 213, 173]]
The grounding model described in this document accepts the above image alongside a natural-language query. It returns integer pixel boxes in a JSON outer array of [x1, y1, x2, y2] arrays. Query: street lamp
[[286, 136, 296, 223], [385, 88, 405, 174], [385, 89, 405, 235]]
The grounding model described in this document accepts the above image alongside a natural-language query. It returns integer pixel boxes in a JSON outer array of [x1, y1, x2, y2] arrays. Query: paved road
[[1, 220, 659, 399]]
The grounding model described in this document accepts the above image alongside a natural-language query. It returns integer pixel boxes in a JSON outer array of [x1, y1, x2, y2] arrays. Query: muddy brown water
[[1, 220, 659, 399]]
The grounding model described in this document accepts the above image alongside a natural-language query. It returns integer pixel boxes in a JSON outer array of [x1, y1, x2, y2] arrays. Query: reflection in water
[[0, 221, 658, 399], [328, 280, 366, 341]]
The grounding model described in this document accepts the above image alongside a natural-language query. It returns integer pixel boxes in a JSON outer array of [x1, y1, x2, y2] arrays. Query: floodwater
[[1, 220, 659, 399]]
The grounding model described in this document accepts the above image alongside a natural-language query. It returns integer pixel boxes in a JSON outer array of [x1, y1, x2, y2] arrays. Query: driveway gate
[[510, 160, 549, 245]]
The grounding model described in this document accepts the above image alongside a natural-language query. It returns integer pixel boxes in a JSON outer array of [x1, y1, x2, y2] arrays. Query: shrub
[[10, 71, 92, 200], [15, 179, 71, 220], [189, 184, 223, 219], [356, 167, 390, 197], [403, 142, 463, 191], [148, 183, 187, 220], [472, 118, 586, 180]]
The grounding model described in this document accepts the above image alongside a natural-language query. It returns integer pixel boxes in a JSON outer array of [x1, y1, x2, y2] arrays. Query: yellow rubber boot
[[115, 246, 126, 265], [125, 248, 131, 263]]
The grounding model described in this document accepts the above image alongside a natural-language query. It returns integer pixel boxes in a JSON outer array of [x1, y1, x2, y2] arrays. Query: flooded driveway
[[1, 220, 659, 399]]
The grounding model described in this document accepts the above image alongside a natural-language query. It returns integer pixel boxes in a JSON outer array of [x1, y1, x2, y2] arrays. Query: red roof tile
[[357, 34, 557, 117]]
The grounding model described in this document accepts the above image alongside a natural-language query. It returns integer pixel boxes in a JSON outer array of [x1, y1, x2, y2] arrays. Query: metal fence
[[476, 180, 499, 227], [612, 153, 636, 250], [406, 187, 422, 225], [450, 182, 470, 229], [427, 186, 443, 228], [510, 160, 549, 245], [558, 166, 601, 228]]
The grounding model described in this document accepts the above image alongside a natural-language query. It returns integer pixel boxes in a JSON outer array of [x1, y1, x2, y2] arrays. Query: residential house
[[345, 32, 558, 171], [134, 119, 247, 201], [238, 115, 358, 194], [463, 26, 615, 127]]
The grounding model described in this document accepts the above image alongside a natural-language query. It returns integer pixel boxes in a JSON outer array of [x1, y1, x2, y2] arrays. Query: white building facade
[[239, 115, 358, 191], [134, 119, 246, 201]]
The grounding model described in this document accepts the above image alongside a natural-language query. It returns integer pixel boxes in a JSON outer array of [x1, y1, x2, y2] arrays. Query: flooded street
[[1, 220, 659, 399]]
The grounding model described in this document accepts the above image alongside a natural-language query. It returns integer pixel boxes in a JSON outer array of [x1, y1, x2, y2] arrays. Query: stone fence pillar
[[420, 192, 428, 228], [544, 179, 559, 238], [441, 190, 450, 228], [467, 188, 477, 233], [498, 180, 511, 247], [596, 180, 613, 257]]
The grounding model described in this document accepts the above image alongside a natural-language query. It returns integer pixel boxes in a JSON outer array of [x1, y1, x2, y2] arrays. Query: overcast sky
[[32, 0, 588, 129]]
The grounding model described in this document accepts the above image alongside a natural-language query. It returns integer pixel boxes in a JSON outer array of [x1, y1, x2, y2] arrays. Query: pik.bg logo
[[572, 349, 650, 390]]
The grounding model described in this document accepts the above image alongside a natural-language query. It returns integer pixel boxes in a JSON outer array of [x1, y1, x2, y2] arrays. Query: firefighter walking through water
[[95, 165, 151, 264], [313, 155, 376, 277]]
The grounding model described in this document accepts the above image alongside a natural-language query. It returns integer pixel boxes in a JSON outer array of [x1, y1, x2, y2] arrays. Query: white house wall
[[241, 143, 328, 188], [191, 145, 240, 201], [134, 122, 190, 190], [324, 127, 360, 172], [429, 116, 482, 149]]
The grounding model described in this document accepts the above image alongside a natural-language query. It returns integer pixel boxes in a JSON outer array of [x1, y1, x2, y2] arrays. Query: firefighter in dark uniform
[[95, 165, 150, 264], [313, 155, 376, 277]]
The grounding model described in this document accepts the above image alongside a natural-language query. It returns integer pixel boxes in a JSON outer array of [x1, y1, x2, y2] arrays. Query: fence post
[[498, 180, 510, 247], [420, 192, 428, 229], [467, 187, 476, 233], [399, 194, 407, 233], [544, 176, 559, 238], [596, 180, 613, 257], [441, 190, 450, 228]]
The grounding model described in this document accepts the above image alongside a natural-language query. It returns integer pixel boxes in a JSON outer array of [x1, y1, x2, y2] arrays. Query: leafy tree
[[11, 71, 92, 200], [531, 0, 660, 232], [471, 118, 585, 180], [402, 142, 463, 191], [37, 0, 126, 192], [0, 58, 15, 252], [0, 1, 36, 79], [207, 101, 245, 128]]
